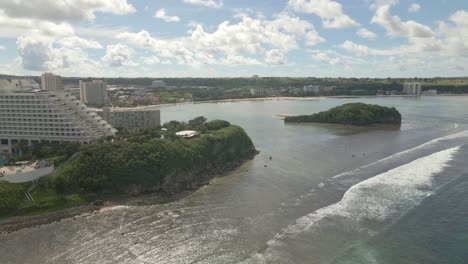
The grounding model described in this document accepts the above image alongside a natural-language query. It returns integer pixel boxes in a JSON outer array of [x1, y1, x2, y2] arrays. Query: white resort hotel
[[0, 73, 116, 154]]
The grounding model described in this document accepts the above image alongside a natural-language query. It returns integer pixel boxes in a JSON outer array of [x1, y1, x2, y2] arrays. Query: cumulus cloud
[[103, 44, 135, 67], [437, 10, 468, 57], [368, 0, 399, 9], [341, 40, 373, 55], [58, 36, 103, 49], [356, 28, 378, 40], [16, 36, 51, 71], [0, 45, 5, 51], [143, 56, 161, 65], [408, 3, 421, 13], [182, 0, 223, 8], [371, 5, 434, 40], [312, 52, 343, 65], [265, 49, 287, 65], [0, 0, 135, 22], [288, 0, 359, 28], [154, 9, 180, 22], [117, 13, 324, 66], [16, 34, 94, 71]]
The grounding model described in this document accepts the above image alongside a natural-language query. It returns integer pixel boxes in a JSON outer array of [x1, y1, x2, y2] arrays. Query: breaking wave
[[245, 146, 461, 264]]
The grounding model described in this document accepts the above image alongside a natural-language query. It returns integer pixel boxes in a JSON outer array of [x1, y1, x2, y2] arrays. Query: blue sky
[[0, 0, 467, 78]]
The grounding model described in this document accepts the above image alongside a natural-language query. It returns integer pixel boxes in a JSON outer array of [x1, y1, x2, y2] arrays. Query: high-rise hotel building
[[41, 73, 63, 92], [0, 78, 116, 154], [79, 80, 108, 107]]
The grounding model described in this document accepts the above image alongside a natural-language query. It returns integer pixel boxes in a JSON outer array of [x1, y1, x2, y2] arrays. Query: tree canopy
[[285, 103, 402, 126]]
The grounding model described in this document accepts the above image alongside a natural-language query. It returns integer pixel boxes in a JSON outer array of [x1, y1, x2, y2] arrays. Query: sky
[[0, 0, 467, 78]]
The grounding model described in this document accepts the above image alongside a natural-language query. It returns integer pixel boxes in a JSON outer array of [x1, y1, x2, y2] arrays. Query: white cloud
[[368, 0, 399, 9], [0, 11, 75, 38], [103, 44, 135, 67], [117, 13, 324, 66], [312, 52, 343, 65], [341, 40, 373, 55], [0, 0, 135, 22], [143, 56, 161, 65], [182, 0, 223, 8], [408, 3, 421, 13], [154, 9, 180, 23], [0, 45, 5, 51], [16, 35, 51, 71], [58, 36, 103, 49], [221, 55, 261, 66], [16, 34, 95, 72], [288, 0, 359, 29], [371, 5, 434, 40], [356, 28, 378, 40], [265, 49, 287, 65], [437, 10, 468, 57]]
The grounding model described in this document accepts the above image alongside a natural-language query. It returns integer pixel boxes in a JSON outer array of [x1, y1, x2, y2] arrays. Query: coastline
[[106, 94, 468, 111], [0, 151, 257, 234]]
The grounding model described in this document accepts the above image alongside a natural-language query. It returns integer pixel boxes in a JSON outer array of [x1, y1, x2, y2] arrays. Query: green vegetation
[[0, 181, 28, 216], [285, 103, 402, 126], [0, 118, 256, 217]]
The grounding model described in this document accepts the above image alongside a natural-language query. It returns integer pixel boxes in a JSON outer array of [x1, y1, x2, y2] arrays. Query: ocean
[[1, 96, 467, 264]]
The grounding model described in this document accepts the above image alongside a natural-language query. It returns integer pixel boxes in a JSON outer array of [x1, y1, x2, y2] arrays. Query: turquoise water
[[1, 96, 467, 264]]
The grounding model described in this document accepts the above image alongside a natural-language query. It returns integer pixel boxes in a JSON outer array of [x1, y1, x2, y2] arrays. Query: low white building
[[250, 88, 266, 97], [176, 130, 198, 138], [423, 89, 438, 96], [152, 80, 166, 87], [304, 85, 320, 94]]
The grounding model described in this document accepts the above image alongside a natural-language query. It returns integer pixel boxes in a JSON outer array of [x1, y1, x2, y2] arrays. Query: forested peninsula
[[284, 103, 402, 125], [0, 117, 257, 228]]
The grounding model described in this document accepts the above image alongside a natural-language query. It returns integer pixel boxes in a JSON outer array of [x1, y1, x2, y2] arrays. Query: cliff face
[[129, 126, 258, 195], [285, 103, 402, 126]]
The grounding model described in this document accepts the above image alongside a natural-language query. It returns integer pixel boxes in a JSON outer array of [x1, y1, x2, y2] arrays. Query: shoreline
[[107, 94, 468, 110], [0, 152, 256, 234]]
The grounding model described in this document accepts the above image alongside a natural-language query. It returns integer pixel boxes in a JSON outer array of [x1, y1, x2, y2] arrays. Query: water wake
[[246, 146, 461, 264]]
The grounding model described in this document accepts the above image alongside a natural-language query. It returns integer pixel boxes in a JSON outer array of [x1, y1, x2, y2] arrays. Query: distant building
[[304, 85, 320, 94], [79, 80, 108, 106], [252, 75, 259, 78], [250, 88, 266, 97], [403, 82, 422, 96], [423, 89, 438, 96], [41, 73, 63, 92], [99, 108, 161, 130], [152, 80, 166, 87], [321, 86, 335, 93]]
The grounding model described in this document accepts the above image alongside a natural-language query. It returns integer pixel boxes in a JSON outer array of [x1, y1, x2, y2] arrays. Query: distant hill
[[284, 103, 402, 126]]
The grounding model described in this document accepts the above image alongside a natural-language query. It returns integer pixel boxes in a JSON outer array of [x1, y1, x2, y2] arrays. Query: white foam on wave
[[99, 205, 132, 213], [254, 146, 460, 262], [333, 129, 468, 179]]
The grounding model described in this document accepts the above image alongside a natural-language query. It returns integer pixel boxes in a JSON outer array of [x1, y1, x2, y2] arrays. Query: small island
[[0, 117, 257, 231], [284, 103, 402, 125]]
